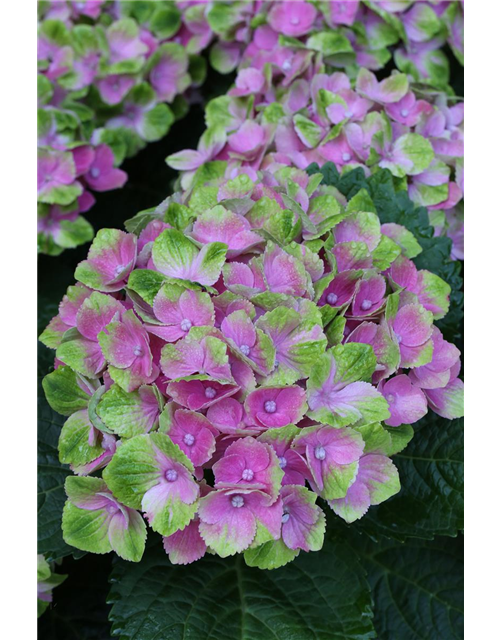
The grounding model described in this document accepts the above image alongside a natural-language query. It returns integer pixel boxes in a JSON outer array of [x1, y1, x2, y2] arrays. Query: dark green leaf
[[108, 536, 376, 639], [354, 416, 464, 540], [345, 532, 463, 640]]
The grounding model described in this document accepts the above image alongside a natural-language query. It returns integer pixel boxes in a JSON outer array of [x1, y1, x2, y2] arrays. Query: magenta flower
[[75, 229, 137, 293], [56, 291, 125, 378], [351, 273, 387, 317], [223, 260, 266, 297], [378, 374, 428, 427], [83, 145, 127, 192], [318, 270, 361, 309], [162, 517, 207, 565], [213, 437, 283, 502], [306, 346, 390, 428], [148, 285, 215, 342], [388, 303, 434, 368], [106, 18, 148, 64], [167, 379, 240, 412], [292, 425, 365, 500], [191, 206, 262, 258], [149, 43, 190, 102], [221, 310, 275, 375], [99, 309, 159, 391], [386, 91, 433, 127], [329, 454, 400, 523], [258, 425, 310, 486], [38, 148, 82, 205], [280, 485, 325, 552], [409, 327, 461, 390], [160, 407, 218, 467], [268, 1, 317, 37], [206, 398, 261, 436], [160, 333, 233, 383], [245, 386, 307, 429], [198, 488, 282, 557], [96, 75, 136, 106], [229, 68, 266, 97]]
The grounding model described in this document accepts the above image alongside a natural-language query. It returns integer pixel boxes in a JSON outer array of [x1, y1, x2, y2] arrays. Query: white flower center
[[361, 299, 372, 311], [242, 468, 254, 481], [278, 456, 287, 469], [231, 495, 245, 508], [90, 167, 100, 178], [165, 469, 178, 482], [180, 318, 192, 332], [401, 108, 409, 117], [205, 387, 216, 399], [342, 152, 351, 162], [133, 346, 144, 357], [264, 400, 277, 413], [183, 433, 195, 446], [240, 344, 250, 356], [326, 293, 338, 305], [282, 510, 290, 523], [314, 445, 326, 461]]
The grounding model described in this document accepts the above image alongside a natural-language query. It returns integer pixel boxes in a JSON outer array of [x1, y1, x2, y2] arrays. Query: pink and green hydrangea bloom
[[41, 155, 462, 568], [37, 555, 67, 618]]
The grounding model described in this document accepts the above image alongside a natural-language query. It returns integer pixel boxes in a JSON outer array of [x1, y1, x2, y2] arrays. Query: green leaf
[[42, 366, 93, 416], [347, 533, 463, 640], [108, 536, 376, 639], [38, 379, 74, 561], [356, 416, 463, 540], [126, 269, 167, 306]]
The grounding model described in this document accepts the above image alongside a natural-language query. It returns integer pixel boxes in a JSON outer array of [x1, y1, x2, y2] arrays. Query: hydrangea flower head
[[42, 151, 462, 570]]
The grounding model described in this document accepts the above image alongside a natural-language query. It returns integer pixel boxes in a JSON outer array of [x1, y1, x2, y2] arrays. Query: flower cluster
[[38, 1, 464, 256], [41, 165, 463, 568], [37, 555, 66, 618], [205, 0, 463, 88], [37, 0, 209, 254], [169, 60, 464, 257]]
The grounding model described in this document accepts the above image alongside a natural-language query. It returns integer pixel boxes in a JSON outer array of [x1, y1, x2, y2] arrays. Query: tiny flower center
[[401, 108, 409, 117], [205, 386, 216, 399], [326, 292, 338, 305], [387, 394, 395, 403], [394, 332, 402, 344], [183, 433, 195, 446], [242, 468, 254, 481], [240, 344, 250, 356], [361, 299, 372, 311], [114, 264, 125, 278], [281, 510, 290, 524], [231, 495, 245, 508], [165, 469, 178, 482], [180, 318, 192, 332], [264, 400, 277, 414], [283, 59, 292, 71], [345, 110, 353, 118], [105, 503, 118, 515], [315, 445, 326, 461], [133, 346, 144, 357], [278, 456, 287, 469], [90, 167, 100, 178], [290, 16, 300, 25], [342, 152, 351, 162]]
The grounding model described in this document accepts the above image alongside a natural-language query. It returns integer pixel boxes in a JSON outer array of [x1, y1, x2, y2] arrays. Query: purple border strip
[[464, 0, 500, 640]]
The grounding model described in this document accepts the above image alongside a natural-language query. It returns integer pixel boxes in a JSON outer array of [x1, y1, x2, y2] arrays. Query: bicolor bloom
[[62, 476, 147, 562], [213, 437, 284, 502]]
